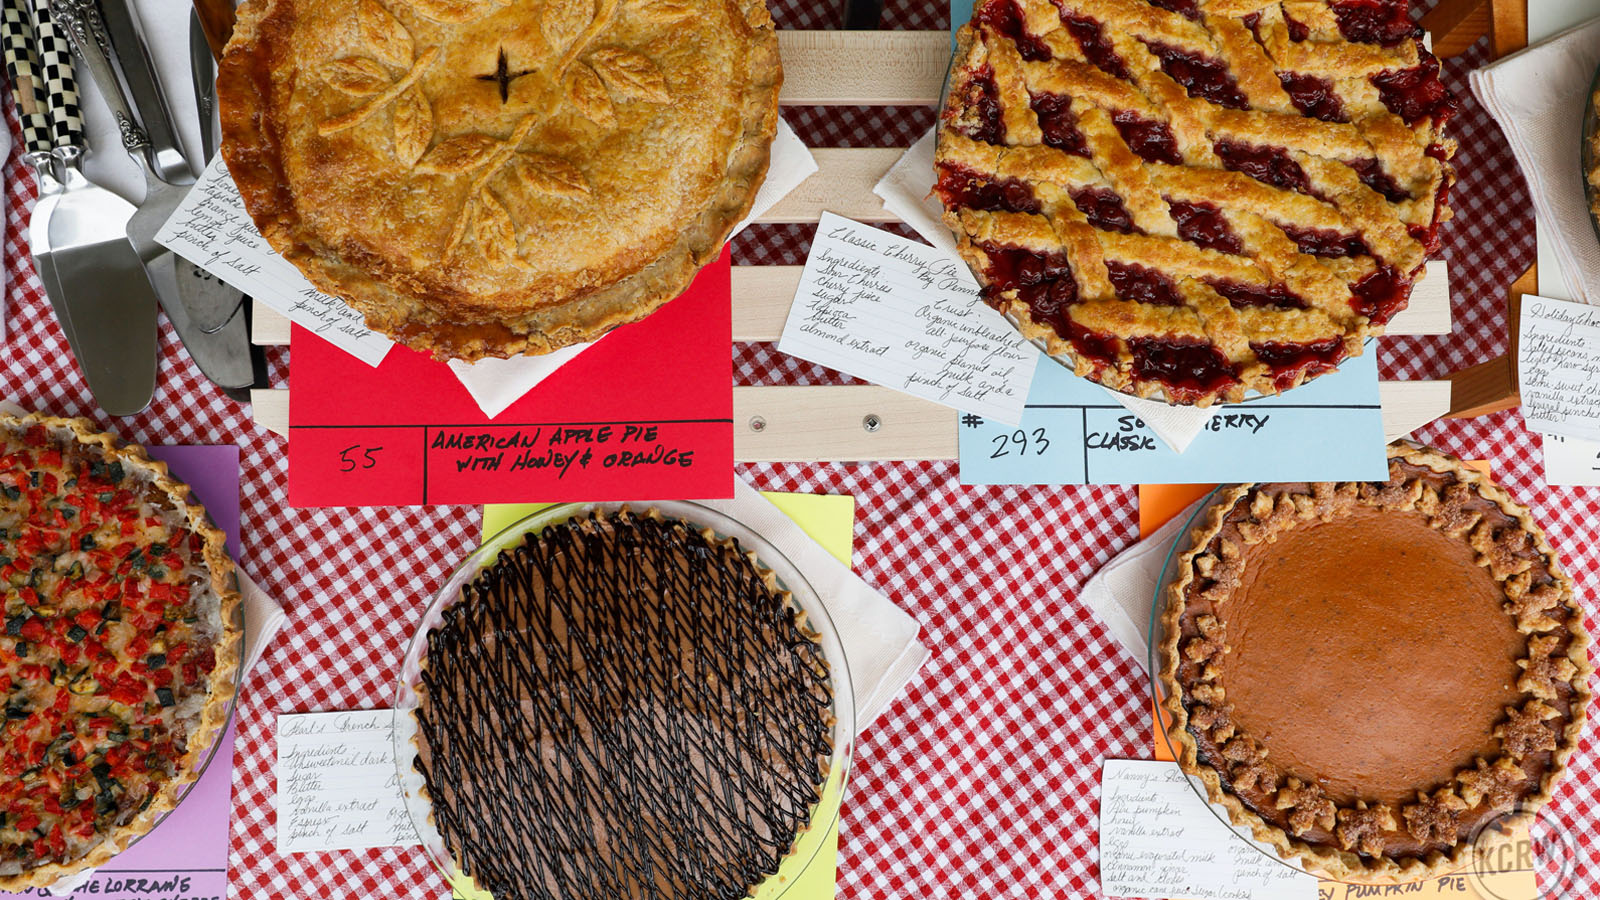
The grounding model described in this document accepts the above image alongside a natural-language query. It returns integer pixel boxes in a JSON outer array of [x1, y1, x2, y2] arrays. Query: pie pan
[[392, 500, 855, 899]]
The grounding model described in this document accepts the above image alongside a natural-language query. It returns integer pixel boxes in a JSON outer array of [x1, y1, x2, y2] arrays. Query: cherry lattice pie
[[935, 0, 1457, 406]]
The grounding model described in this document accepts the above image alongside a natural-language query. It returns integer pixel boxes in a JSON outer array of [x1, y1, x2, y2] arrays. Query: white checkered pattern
[[2, 3, 1599, 898], [25, 0, 79, 148]]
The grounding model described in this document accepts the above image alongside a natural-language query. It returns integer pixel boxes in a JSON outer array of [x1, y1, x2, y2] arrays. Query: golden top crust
[[934, 0, 1457, 406], [1157, 444, 1592, 884], [0, 414, 241, 891], [220, 0, 780, 360]]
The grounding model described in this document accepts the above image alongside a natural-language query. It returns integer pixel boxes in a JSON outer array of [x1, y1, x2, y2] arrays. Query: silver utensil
[[53, 0, 254, 390], [26, 0, 158, 416], [182, 5, 244, 335], [1, 0, 78, 359]]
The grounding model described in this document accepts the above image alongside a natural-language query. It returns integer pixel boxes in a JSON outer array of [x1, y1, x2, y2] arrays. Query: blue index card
[[958, 346, 1390, 485]]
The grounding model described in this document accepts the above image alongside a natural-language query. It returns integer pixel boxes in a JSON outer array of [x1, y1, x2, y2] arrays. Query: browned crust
[[1156, 444, 1592, 884], [218, 0, 781, 362], [408, 506, 832, 899], [0, 414, 243, 892], [935, 11, 1458, 408]]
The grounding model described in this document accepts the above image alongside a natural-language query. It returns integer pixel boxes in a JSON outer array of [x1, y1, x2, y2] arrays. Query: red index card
[[288, 250, 733, 507]]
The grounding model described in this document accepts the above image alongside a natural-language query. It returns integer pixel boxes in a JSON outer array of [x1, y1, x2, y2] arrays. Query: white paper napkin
[[699, 479, 929, 729], [1077, 497, 1208, 665], [872, 129, 1218, 451], [1471, 16, 1600, 305]]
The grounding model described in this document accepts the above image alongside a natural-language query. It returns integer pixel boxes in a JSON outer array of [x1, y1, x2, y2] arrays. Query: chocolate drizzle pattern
[[413, 509, 833, 900]]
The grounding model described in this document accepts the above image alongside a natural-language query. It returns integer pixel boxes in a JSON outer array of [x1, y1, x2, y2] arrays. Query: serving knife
[[52, 0, 255, 391], [25, 0, 158, 416], [182, 6, 245, 335]]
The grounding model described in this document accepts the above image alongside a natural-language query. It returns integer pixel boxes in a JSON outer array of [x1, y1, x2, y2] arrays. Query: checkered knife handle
[[24, 0, 81, 150], [0, 0, 51, 154]]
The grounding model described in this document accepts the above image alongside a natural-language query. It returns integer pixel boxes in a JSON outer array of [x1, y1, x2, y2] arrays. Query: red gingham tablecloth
[[2, 2, 1598, 897]]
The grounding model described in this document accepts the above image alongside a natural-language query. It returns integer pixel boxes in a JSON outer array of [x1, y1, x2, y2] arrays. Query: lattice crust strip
[[934, 0, 1458, 406]]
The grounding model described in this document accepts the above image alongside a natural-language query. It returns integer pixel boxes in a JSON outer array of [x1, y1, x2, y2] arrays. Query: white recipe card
[[156, 156, 394, 367], [777, 212, 1039, 425], [1100, 759, 1318, 900], [1518, 294, 1600, 443], [275, 709, 420, 854]]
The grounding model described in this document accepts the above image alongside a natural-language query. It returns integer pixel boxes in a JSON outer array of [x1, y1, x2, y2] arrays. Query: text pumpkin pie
[[935, 0, 1457, 405], [219, 0, 780, 361], [0, 415, 241, 889], [1158, 445, 1591, 883], [411, 508, 834, 900]]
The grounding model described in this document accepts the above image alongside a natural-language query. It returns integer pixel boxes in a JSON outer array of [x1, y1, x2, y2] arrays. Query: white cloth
[[700, 479, 929, 730], [1076, 497, 1209, 666], [1471, 16, 1600, 306], [872, 129, 1219, 452]]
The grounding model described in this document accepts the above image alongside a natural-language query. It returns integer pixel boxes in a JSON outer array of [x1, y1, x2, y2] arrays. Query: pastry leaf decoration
[[324, 57, 391, 95], [566, 64, 616, 127], [633, 0, 694, 21], [513, 153, 591, 198], [473, 189, 526, 269], [357, 0, 413, 68], [411, 0, 506, 24], [543, 0, 595, 57], [416, 134, 503, 174], [588, 47, 669, 103], [392, 87, 434, 166]]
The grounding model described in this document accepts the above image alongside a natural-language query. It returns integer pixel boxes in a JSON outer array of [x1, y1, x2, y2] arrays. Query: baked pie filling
[[936, 0, 1457, 405], [1161, 447, 1591, 882]]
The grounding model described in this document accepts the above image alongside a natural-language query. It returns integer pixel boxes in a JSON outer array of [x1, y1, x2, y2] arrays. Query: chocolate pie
[[935, 0, 1457, 405], [1159, 445, 1591, 883], [219, 0, 780, 360], [412, 508, 833, 900]]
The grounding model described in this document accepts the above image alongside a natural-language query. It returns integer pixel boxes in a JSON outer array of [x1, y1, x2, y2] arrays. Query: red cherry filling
[[1344, 158, 1409, 202], [1149, 0, 1200, 20], [1071, 187, 1136, 233], [1107, 261, 1185, 307], [1372, 55, 1458, 127], [1206, 279, 1307, 310], [935, 163, 1043, 215], [1277, 223, 1370, 259], [1349, 263, 1411, 324], [1031, 93, 1090, 156], [1061, 14, 1129, 79], [974, 0, 1052, 61], [978, 244, 1072, 294], [1069, 325, 1121, 368], [1278, 72, 1347, 122], [1167, 199, 1242, 254], [1330, 0, 1421, 46], [950, 65, 1006, 145], [1146, 43, 1250, 110], [1128, 338, 1240, 402], [1283, 10, 1311, 41], [1113, 110, 1182, 165], [1215, 140, 1313, 194], [1252, 337, 1347, 392]]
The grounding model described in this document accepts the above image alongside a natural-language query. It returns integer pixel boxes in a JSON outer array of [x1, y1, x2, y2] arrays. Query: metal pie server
[[60, 0, 241, 334], [23, 0, 158, 416], [184, 6, 245, 336], [52, 0, 255, 391]]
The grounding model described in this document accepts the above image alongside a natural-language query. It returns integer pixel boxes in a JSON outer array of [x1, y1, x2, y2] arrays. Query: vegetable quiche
[[0, 414, 241, 889]]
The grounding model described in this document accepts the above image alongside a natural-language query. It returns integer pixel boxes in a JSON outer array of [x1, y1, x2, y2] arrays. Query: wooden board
[[251, 379, 1450, 458], [777, 31, 950, 105], [251, 259, 1454, 346]]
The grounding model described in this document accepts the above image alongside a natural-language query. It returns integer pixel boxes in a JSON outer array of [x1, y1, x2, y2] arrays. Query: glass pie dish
[[392, 500, 856, 899]]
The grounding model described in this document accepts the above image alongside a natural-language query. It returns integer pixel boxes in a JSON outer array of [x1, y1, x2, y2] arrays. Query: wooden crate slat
[[253, 260, 1454, 346], [252, 380, 1450, 456], [777, 31, 949, 106]]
